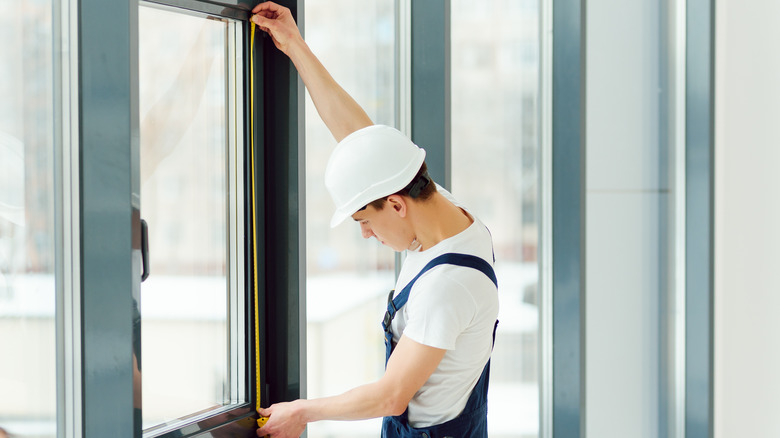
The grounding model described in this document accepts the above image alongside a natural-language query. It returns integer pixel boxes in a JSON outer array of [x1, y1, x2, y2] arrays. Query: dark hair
[[366, 162, 436, 211]]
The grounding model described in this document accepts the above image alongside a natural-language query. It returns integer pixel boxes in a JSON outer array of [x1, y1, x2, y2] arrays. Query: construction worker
[[252, 2, 499, 437]]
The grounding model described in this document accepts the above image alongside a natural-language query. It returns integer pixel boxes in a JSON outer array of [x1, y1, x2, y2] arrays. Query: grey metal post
[[78, 0, 138, 435], [410, 0, 450, 189], [552, 0, 587, 436], [685, 0, 714, 436]]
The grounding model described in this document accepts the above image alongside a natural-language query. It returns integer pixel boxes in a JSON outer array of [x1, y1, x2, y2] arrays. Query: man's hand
[[250, 1, 373, 141], [256, 401, 307, 438], [251, 2, 303, 56]]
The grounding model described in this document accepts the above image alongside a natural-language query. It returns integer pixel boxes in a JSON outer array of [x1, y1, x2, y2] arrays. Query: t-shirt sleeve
[[401, 273, 477, 350]]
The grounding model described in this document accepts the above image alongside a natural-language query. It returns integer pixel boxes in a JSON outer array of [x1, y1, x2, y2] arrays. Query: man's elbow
[[384, 397, 409, 417], [377, 383, 412, 417]]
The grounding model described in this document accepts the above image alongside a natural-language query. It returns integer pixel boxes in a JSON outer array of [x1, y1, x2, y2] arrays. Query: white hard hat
[[325, 125, 426, 227]]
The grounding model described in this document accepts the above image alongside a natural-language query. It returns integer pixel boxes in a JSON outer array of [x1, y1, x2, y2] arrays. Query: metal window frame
[[55, 0, 83, 435], [74, 0, 306, 436], [132, 3, 256, 436], [133, 5, 250, 435], [256, 0, 307, 414]]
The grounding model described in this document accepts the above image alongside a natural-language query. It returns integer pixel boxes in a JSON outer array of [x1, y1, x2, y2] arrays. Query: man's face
[[351, 199, 413, 252]]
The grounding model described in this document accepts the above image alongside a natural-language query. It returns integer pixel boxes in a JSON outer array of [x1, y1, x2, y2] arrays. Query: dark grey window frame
[[78, 0, 139, 436], [78, 0, 304, 436]]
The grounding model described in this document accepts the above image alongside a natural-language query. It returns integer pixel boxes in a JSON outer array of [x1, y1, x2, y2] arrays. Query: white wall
[[714, 1, 780, 437], [586, 1, 661, 436]]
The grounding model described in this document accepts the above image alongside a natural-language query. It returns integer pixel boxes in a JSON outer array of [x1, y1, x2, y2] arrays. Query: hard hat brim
[[325, 125, 426, 228], [330, 209, 352, 228], [329, 145, 426, 228]]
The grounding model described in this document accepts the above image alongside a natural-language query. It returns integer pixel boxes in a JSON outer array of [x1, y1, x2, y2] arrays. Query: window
[[138, 3, 246, 433], [0, 1, 58, 436], [451, 1, 541, 437], [304, 0, 397, 436]]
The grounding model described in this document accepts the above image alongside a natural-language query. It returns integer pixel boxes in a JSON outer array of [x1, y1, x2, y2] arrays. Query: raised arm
[[251, 1, 373, 141]]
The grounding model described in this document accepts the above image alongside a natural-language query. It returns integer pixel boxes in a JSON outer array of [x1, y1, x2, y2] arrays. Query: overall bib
[[380, 253, 498, 438]]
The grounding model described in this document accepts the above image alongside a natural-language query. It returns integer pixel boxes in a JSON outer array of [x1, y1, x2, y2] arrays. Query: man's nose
[[360, 223, 374, 239]]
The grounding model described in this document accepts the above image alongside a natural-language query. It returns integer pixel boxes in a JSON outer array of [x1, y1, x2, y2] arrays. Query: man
[[252, 3, 499, 437]]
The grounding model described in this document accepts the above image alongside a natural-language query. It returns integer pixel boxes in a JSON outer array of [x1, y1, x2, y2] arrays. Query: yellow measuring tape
[[250, 20, 270, 430]]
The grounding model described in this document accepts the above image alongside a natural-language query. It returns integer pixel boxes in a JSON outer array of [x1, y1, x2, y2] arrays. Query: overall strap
[[382, 253, 498, 342]]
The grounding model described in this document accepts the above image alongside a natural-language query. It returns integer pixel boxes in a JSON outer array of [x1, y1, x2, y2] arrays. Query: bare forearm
[[297, 380, 404, 423], [285, 39, 373, 142], [257, 381, 402, 437], [257, 336, 445, 437]]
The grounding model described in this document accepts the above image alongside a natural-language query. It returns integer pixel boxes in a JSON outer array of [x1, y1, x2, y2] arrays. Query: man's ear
[[386, 194, 407, 217]]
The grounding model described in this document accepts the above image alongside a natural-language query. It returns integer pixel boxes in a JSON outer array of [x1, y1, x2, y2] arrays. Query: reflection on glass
[[304, 0, 396, 436], [139, 5, 236, 429], [0, 1, 57, 437], [451, 0, 541, 437]]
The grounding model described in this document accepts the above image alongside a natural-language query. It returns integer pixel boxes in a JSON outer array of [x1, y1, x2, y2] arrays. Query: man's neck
[[411, 192, 473, 251]]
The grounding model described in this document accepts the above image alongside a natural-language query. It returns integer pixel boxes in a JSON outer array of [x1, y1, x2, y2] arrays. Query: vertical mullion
[[396, 0, 412, 137], [227, 17, 247, 406], [78, 0, 138, 436], [539, 0, 554, 435], [410, 0, 450, 188], [685, 0, 714, 436], [551, 0, 586, 436], [659, 0, 688, 436], [394, 0, 412, 278], [55, 0, 82, 435], [261, 0, 306, 408]]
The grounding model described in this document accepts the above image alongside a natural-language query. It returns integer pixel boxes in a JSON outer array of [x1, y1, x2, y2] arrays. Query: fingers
[[251, 14, 274, 29], [252, 1, 286, 14], [251, 13, 281, 39], [256, 409, 270, 437], [249, 6, 301, 54], [251, 14, 272, 34]]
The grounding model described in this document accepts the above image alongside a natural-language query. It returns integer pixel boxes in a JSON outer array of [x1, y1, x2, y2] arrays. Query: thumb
[[258, 406, 272, 417]]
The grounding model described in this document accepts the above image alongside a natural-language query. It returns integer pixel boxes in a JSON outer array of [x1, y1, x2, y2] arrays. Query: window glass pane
[[138, 5, 243, 430], [451, 1, 541, 437], [304, 1, 396, 436], [0, 1, 57, 437]]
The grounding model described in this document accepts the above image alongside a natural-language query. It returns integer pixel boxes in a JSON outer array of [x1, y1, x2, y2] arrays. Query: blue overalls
[[380, 253, 498, 438]]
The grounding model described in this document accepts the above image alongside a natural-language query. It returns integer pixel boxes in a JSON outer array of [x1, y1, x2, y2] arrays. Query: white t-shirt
[[390, 187, 499, 427]]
